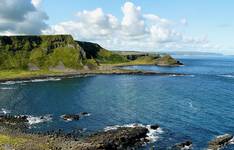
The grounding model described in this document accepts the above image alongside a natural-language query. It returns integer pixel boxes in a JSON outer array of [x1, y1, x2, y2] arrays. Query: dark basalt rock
[[208, 134, 233, 150], [150, 124, 159, 130], [80, 112, 89, 116], [172, 141, 192, 150], [74, 127, 149, 150], [62, 114, 80, 121], [62, 112, 90, 121], [0, 115, 29, 129], [0, 115, 28, 124]]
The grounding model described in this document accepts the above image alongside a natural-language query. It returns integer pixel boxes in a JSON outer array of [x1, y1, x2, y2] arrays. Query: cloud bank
[[0, 1, 221, 52], [44, 2, 214, 51], [0, 0, 48, 35]]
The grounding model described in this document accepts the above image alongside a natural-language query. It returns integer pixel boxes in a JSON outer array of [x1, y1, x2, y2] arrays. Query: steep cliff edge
[[0, 35, 84, 70], [0, 35, 182, 71]]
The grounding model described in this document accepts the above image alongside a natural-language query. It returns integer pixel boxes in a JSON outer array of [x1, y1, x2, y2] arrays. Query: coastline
[[0, 65, 185, 83]]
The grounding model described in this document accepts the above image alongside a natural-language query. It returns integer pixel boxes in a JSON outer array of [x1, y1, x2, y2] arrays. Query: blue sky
[[1, 0, 234, 54]]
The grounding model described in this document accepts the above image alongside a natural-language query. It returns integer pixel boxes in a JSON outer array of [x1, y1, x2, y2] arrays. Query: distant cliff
[[0, 35, 182, 70]]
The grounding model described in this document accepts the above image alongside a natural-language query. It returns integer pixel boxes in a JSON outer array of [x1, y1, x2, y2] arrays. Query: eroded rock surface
[[208, 134, 233, 150], [74, 127, 149, 150]]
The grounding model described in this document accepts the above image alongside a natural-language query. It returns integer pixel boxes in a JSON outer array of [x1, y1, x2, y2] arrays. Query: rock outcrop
[[172, 141, 192, 150], [61, 112, 90, 121], [74, 127, 149, 150], [155, 54, 183, 66], [208, 134, 233, 150]]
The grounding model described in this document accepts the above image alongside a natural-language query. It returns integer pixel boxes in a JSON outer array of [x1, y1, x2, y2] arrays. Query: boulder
[[150, 124, 159, 130], [62, 114, 80, 121], [172, 141, 192, 150], [80, 112, 89, 116], [208, 134, 233, 150]]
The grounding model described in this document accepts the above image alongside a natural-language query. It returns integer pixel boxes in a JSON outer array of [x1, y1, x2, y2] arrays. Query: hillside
[[0, 35, 182, 72], [0, 35, 84, 70]]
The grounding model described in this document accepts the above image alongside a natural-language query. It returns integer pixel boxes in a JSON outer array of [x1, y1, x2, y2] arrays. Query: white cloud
[[45, 8, 118, 41], [0, 0, 48, 35], [31, 0, 42, 8], [121, 2, 146, 36], [43, 2, 216, 52]]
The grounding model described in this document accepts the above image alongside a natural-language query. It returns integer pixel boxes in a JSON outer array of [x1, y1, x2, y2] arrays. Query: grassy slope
[[0, 70, 63, 80], [0, 133, 51, 150], [77, 41, 128, 64], [0, 35, 82, 70], [0, 35, 181, 80]]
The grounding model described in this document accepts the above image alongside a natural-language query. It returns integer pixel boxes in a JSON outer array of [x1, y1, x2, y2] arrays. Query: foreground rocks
[[208, 134, 233, 150], [0, 115, 28, 129], [74, 127, 149, 150]]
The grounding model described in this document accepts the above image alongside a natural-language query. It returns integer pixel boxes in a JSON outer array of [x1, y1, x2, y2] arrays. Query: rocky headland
[[0, 35, 183, 81]]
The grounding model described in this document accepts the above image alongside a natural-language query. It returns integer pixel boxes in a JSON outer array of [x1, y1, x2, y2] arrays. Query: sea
[[0, 55, 234, 149]]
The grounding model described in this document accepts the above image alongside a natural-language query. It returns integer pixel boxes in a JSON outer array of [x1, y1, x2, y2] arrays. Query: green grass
[[112, 56, 156, 66], [45, 47, 82, 69], [0, 134, 52, 150], [97, 49, 129, 64], [0, 134, 26, 144], [0, 70, 63, 80]]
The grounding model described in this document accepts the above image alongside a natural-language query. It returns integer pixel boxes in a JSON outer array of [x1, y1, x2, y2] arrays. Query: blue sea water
[[0, 55, 234, 149]]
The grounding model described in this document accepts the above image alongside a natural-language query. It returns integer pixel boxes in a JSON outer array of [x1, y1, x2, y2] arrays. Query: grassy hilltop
[[0, 35, 182, 79]]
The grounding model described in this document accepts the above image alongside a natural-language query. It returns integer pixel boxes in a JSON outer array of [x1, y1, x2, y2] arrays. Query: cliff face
[[0, 35, 127, 70], [77, 41, 128, 64], [0, 35, 84, 70], [0, 35, 182, 70], [0, 35, 76, 52]]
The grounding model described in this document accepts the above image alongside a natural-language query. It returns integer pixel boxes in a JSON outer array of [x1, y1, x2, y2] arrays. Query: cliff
[[0, 35, 84, 70], [0, 35, 182, 71]]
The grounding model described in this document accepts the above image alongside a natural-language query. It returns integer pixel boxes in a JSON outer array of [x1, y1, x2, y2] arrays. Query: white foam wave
[[1, 81, 26, 85], [31, 78, 61, 82], [218, 74, 234, 78], [1, 78, 61, 85], [104, 123, 163, 143], [67, 75, 95, 79], [168, 74, 195, 77], [229, 137, 234, 144], [26, 115, 52, 125], [0, 87, 15, 90], [0, 108, 11, 114]]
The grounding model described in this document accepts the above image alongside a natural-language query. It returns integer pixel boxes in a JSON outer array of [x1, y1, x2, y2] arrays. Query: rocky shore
[[0, 116, 156, 150], [0, 67, 186, 83], [0, 113, 233, 150]]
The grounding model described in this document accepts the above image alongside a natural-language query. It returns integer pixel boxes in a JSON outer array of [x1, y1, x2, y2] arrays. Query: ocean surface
[[0, 55, 234, 149]]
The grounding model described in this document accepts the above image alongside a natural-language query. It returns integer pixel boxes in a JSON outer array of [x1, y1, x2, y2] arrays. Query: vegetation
[[0, 35, 182, 80], [77, 41, 128, 64], [0, 35, 81, 70], [0, 134, 27, 147], [0, 133, 51, 150], [155, 54, 183, 66], [0, 70, 62, 80], [45, 47, 82, 69]]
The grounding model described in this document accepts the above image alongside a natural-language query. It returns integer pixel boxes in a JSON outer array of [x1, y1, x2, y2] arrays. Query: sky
[[0, 0, 234, 54]]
